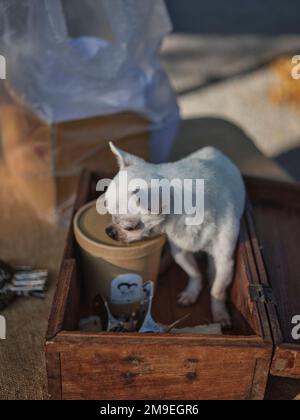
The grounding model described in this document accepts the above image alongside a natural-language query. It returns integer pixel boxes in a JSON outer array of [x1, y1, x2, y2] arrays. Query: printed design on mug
[[110, 273, 143, 305]]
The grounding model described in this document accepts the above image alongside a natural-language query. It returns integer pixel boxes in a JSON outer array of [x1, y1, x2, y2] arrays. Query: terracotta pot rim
[[73, 200, 166, 258]]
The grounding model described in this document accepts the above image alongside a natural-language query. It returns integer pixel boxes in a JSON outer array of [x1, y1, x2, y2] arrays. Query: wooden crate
[[45, 172, 300, 400], [246, 177, 300, 378]]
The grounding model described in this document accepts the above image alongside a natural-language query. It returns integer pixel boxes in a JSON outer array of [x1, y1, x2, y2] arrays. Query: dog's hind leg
[[207, 254, 216, 286], [210, 227, 239, 327], [169, 241, 202, 306], [210, 258, 234, 328]]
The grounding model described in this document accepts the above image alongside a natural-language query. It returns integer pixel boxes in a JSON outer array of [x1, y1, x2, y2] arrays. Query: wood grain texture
[[250, 357, 272, 400], [252, 205, 300, 343], [63, 169, 91, 260], [46, 331, 270, 352], [245, 176, 300, 378], [271, 344, 300, 378], [59, 344, 271, 400], [45, 353, 62, 400], [46, 259, 76, 340], [245, 176, 300, 209], [243, 198, 283, 346]]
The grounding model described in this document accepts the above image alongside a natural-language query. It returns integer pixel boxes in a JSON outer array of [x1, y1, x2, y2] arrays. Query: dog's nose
[[106, 225, 116, 240]]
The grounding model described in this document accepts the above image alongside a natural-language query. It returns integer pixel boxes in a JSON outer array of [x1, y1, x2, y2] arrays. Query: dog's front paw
[[211, 297, 232, 328], [178, 289, 199, 306], [177, 277, 202, 306]]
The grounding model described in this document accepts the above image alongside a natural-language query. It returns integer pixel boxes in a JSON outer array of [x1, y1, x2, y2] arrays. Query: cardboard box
[[0, 104, 150, 222]]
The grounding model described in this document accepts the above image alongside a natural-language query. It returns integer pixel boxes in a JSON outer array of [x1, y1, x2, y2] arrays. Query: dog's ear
[[109, 142, 145, 169]]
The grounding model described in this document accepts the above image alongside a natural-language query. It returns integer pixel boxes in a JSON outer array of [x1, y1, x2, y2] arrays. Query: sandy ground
[[161, 33, 300, 180]]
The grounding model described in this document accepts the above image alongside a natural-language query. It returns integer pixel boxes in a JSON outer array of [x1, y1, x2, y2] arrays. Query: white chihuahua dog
[[101, 142, 245, 326]]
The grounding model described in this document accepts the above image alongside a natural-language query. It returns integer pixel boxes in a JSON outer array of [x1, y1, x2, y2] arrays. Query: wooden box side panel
[[59, 343, 271, 400], [245, 177, 300, 378], [47, 259, 78, 339], [244, 201, 283, 345], [46, 353, 62, 400], [230, 240, 256, 336], [230, 215, 272, 341], [271, 344, 300, 379]]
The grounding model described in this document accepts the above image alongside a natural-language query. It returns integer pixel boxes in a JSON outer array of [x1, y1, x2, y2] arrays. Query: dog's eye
[[124, 222, 142, 231], [124, 225, 136, 231]]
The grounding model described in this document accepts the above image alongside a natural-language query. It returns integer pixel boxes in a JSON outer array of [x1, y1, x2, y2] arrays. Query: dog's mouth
[[105, 223, 144, 243]]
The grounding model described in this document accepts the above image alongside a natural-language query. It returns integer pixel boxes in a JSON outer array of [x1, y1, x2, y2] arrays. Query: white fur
[[104, 143, 246, 326]]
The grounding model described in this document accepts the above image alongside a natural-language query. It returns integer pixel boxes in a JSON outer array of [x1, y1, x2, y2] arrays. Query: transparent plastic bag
[[0, 0, 179, 223]]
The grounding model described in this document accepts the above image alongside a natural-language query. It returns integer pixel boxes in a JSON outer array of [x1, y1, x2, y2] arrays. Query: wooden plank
[[152, 258, 213, 328], [271, 344, 300, 379], [237, 214, 272, 341], [63, 169, 91, 259], [45, 353, 62, 400], [249, 357, 272, 400], [46, 330, 271, 353], [46, 259, 76, 340], [255, 205, 300, 344], [244, 200, 283, 345], [245, 175, 300, 210], [60, 344, 271, 400], [244, 176, 300, 378]]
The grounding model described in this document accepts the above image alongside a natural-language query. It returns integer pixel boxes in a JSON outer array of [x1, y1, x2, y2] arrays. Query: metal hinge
[[249, 284, 275, 304]]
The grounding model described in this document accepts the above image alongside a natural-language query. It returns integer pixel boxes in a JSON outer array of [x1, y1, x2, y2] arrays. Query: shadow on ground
[[170, 117, 290, 181], [265, 376, 300, 400], [275, 146, 300, 181]]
